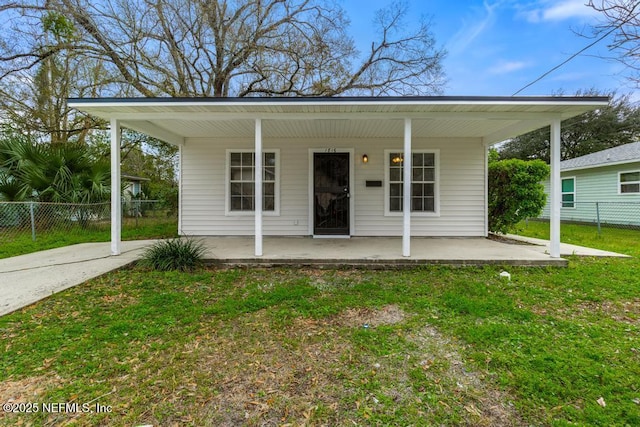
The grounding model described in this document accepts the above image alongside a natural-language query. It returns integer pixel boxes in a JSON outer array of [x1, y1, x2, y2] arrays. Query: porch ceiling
[[116, 117, 526, 140], [68, 96, 609, 145]]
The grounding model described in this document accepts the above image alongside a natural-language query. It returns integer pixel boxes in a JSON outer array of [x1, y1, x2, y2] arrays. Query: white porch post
[[254, 118, 263, 257], [403, 118, 412, 257], [110, 118, 121, 256], [550, 119, 561, 258], [177, 144, 183, 236]]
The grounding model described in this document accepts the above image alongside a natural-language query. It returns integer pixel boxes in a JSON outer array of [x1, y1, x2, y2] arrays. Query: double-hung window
[[385, 149, 439, 215], [227, 150, 279, 214], [619, 171, 640, 194], [561, 177, 575, 208]]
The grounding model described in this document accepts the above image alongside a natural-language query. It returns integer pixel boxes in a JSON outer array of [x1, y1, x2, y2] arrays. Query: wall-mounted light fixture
[[362, 154, 369, 164]]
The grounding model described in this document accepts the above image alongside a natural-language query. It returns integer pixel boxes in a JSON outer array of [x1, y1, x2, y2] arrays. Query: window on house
[[386, 150, 438, 214], [620, 171, 640, 194], [228, 150, 278, 213], [562, 177, 575, 208]]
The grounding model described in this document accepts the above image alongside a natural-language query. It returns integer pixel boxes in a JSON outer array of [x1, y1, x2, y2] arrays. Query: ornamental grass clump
[[140, 238, 206, 271]]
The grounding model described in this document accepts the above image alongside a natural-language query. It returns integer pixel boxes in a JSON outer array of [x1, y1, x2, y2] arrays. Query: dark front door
[[314, 153, 350, 235]]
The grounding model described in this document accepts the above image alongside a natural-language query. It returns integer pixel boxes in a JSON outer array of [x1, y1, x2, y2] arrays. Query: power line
[[512, 26, 617, 96]]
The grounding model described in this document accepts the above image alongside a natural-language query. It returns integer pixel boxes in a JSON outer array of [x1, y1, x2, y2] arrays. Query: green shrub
[[140, 238, 206, 271], [488, 158, 549, 234]]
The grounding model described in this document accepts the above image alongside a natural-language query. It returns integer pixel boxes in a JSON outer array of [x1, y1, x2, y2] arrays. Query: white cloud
[[488, 60, 530, 74], [448, 1, 501, 55], [545, 1, 597, 20], [523, 0, 598, 23]]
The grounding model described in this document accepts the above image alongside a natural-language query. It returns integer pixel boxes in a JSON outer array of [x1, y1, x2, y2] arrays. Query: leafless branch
[[587, 1, 640, 86], [0, 0, 446, 140]]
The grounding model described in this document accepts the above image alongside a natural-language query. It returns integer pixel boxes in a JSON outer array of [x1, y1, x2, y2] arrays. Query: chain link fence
[[537, 201, 640, 233], [0, 200, 176, 244]]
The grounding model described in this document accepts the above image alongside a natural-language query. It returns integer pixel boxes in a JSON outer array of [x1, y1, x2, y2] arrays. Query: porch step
[[203, 257, 568, 268]]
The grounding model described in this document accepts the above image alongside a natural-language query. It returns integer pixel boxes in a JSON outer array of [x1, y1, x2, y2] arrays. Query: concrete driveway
[[0, 240, 155, 317]]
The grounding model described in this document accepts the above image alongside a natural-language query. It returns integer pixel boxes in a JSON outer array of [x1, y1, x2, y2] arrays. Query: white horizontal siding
[[353, 138, 485, 236], [181, 137, 486, 237]]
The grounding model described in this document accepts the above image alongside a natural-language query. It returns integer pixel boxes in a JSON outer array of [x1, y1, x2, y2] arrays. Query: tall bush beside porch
[[488, 158, 549, 234]]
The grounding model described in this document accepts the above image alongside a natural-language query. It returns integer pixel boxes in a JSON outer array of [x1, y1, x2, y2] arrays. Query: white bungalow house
[[68, 96, 608, 259]]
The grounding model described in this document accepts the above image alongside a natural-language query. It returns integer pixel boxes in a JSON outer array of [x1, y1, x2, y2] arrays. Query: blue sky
[[342, 0, 634, 98]]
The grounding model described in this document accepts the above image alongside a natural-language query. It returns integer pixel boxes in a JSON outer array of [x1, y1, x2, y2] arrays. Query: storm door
[[313, 153, 350, 235]]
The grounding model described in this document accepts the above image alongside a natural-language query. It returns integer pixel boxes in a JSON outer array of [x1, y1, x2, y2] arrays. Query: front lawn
[[515, 219, 640, 257], [1, 252, 639, 425]]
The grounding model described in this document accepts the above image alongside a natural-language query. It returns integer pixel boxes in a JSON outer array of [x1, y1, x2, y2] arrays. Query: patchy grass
[[0, 217, 177, 259], [1, 259, 639, 426], [515, 219, 640, 257]]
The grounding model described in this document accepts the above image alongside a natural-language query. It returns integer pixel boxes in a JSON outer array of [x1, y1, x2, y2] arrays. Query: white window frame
[[618, 170, 640, 195], [561, 176, 576, 209], [132, 182, 141, 196], [384, 149, 440, 217], [225, 149, 280, 216]]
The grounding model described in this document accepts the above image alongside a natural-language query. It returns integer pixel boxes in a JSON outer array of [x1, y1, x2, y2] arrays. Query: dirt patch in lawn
[[186, 305, 524, 426], [534, 298, 640, 324], [408, 325, 525, 426], [198, 311, 351, 426], [0, 374, 65, 404], [574, 299, 640, 324], [0, 374, 67, 423], [332, 304, 407, 327]]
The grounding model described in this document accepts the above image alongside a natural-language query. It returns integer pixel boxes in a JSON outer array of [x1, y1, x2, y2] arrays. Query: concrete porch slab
[[197, 236, 569, 267]]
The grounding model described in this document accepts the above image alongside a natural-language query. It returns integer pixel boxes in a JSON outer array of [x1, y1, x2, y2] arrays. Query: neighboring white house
[[540, 141, 640, 227], [68, 96, 608, 258], [122, 174, 149, 200]]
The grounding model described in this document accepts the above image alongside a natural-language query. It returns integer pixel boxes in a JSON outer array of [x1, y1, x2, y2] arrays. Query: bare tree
[[0, 7, 108, 143], [1, 0, 445, 101], [588, 1, 640, 86]]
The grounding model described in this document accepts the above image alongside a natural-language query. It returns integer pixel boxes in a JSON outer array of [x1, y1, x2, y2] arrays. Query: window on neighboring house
[[386, 150, 439, 215], [227, 150, 278, 213], [619, 171, 640, 194], [562, 177, 575, 208]]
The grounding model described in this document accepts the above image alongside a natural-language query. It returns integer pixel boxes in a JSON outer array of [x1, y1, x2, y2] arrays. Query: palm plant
[[0, 134, 111, 227], [0, 134, 38, 201], [0, 135, 110, 202], [36, 143, 110, 204]]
